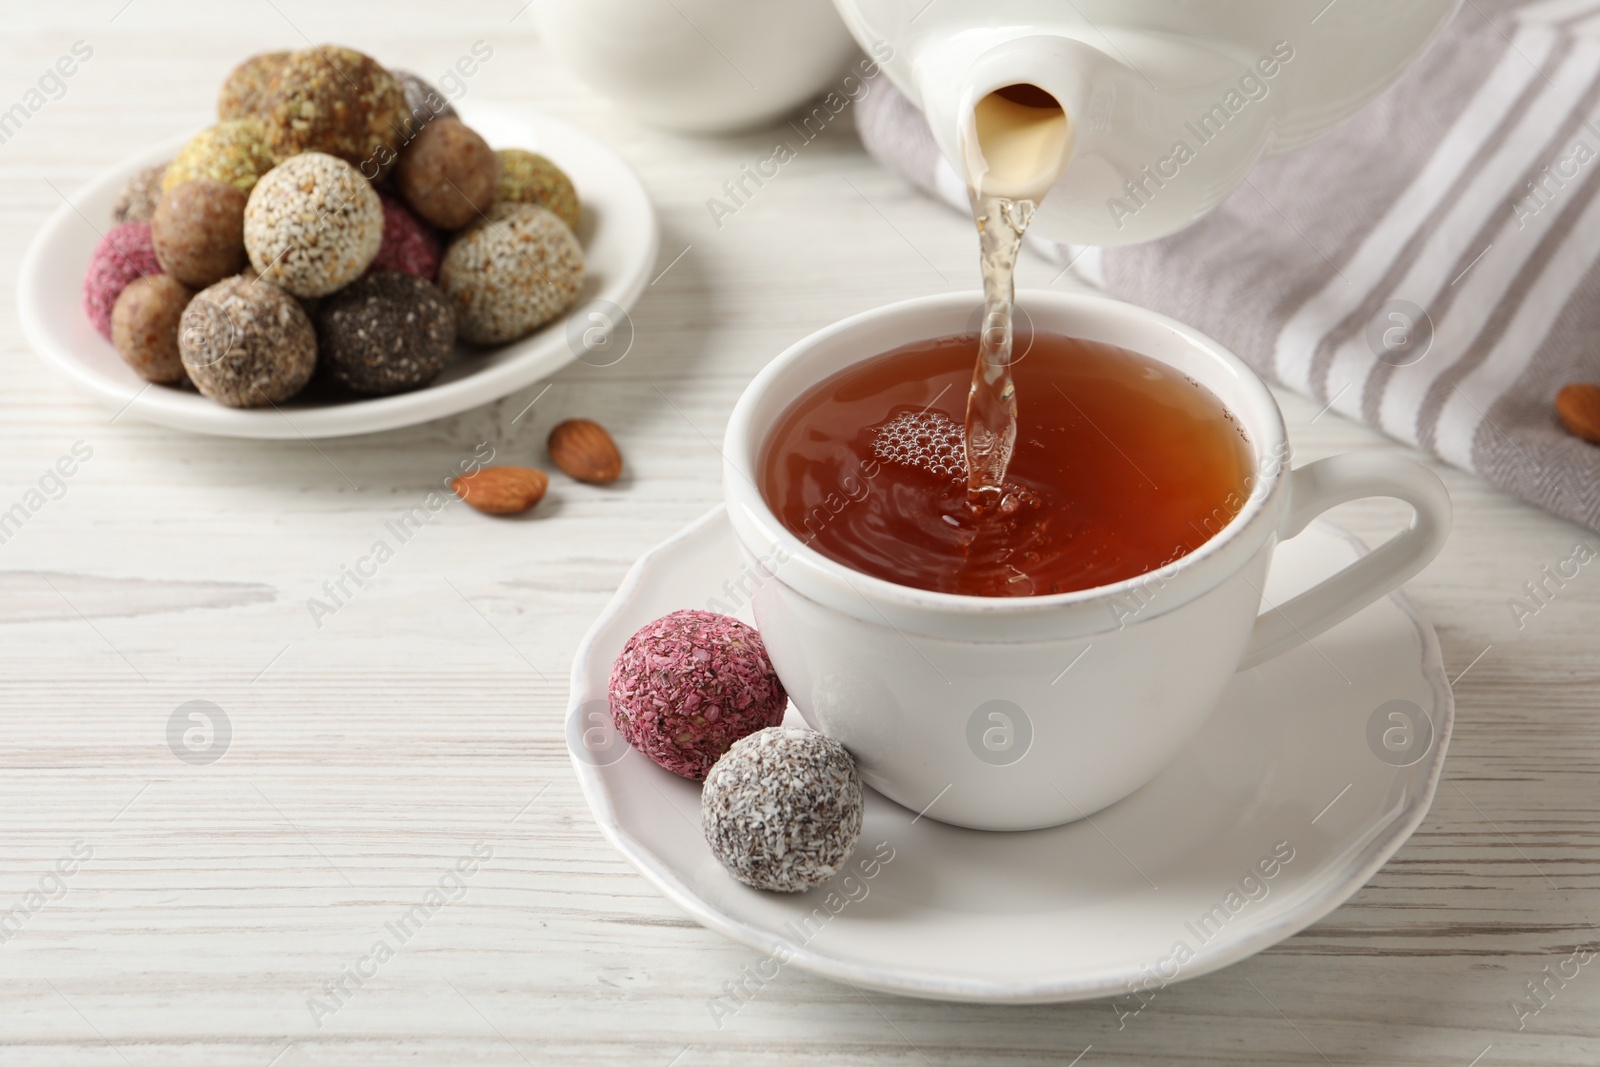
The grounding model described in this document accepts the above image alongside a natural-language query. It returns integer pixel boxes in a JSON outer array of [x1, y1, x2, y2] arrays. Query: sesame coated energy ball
[[369, 190, 442, 280], [111, 275, 192, 384], [151, 178, 248, 288], [163, 119, 277, 193], [245, 153, 384, 297], [218, 50, 290, 120], [496, 149, 580, 233], [112, 162, 170, 225], [702, 727, 864, 893], [313, 272, 455, 395], [83, 221, 163, 340], [179, 275, 316, 406], [608, 609, 788, 781], [264, 45, 410, 176], [438, 203, 584, 345], [395, 118, 500, 230]]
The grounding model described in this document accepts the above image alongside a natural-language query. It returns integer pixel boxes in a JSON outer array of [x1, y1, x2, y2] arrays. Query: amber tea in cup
[[760, 331, 1255, 597]]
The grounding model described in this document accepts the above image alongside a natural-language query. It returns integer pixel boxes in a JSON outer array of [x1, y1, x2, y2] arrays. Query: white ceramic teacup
[[722, 290, 1451, 831]]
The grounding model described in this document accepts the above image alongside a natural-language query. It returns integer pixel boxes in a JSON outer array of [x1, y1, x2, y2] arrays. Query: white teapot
[[832, 0, 1462, 245]]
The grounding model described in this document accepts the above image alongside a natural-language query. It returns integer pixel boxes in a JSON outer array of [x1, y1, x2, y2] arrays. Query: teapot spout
[[914, 34, 1107, 201]]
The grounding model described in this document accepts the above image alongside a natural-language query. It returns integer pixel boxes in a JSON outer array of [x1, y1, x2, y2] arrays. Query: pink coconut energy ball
[[83, 221, 162, 340], [608, 609, 788, 781], [370, 190, 442, 280]]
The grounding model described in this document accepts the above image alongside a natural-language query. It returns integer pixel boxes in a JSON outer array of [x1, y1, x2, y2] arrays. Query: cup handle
[[1238, 453, 1451, 671]]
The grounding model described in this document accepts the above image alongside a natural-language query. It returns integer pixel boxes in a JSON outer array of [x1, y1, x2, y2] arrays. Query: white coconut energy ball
[[700, 726, 864, 893]]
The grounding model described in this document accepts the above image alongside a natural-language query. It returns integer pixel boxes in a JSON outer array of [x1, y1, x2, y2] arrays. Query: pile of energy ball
[[84, 45, 585, 407], [608, 609, 866, 894]]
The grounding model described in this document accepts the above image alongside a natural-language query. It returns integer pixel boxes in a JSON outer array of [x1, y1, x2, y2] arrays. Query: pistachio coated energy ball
[[151, 178, 248, 288], [438, 203, 584, 345], [496, 149, 580, 233], [244, 153, 383, 297], [163, 119, 277, 193], [179, 275, 316, 407], [395, 118, 499, 230], [263, 45, 410, 176]]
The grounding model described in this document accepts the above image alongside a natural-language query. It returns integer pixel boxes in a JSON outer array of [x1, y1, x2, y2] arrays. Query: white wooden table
[[2, 3, 1597, 1064]]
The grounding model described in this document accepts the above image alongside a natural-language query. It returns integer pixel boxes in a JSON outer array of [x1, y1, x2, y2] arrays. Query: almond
[[452, 466, 548, 515], [548, 418, 623, 484], [1556, 382, 1600, 444]]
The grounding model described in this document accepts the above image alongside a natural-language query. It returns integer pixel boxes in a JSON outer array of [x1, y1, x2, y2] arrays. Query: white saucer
[[16, 103, 658, 439], [567, 507, 1452, 1004]]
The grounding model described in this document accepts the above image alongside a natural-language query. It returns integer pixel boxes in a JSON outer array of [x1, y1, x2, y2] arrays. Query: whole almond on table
[[548, 418, 623, 484], [452, 466, 548, 515], [1556, 382, 1600, 444]]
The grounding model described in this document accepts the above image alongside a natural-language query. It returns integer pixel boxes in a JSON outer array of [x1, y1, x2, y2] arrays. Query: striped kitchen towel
[[854, 0, 1600, 529]]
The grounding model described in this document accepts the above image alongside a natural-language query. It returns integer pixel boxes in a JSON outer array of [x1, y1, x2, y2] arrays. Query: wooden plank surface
[[0, 2, 1597, 1064]]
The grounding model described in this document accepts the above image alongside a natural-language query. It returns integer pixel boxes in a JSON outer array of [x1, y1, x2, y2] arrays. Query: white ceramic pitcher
[[831, 0, 1462, 245]]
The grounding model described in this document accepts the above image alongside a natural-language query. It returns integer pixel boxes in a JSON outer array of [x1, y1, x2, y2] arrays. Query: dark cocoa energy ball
[[151, 178, 248, 288], [395, 118, 500, 230], [264, 45, 410, 176], [392, 69, 457, 138], [313, 272, 455, 395], [179, 276, 317, 407], [218, 50, 290, 120], [111, 275, 193, 384]]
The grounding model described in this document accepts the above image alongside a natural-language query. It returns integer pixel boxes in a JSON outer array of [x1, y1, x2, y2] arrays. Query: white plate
[[567, 507, 1453, 1004], [16, 103, 658, 439]]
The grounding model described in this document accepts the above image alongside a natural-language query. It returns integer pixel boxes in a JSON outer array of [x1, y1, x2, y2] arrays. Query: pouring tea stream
[[962, 84, 1071, 506]]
